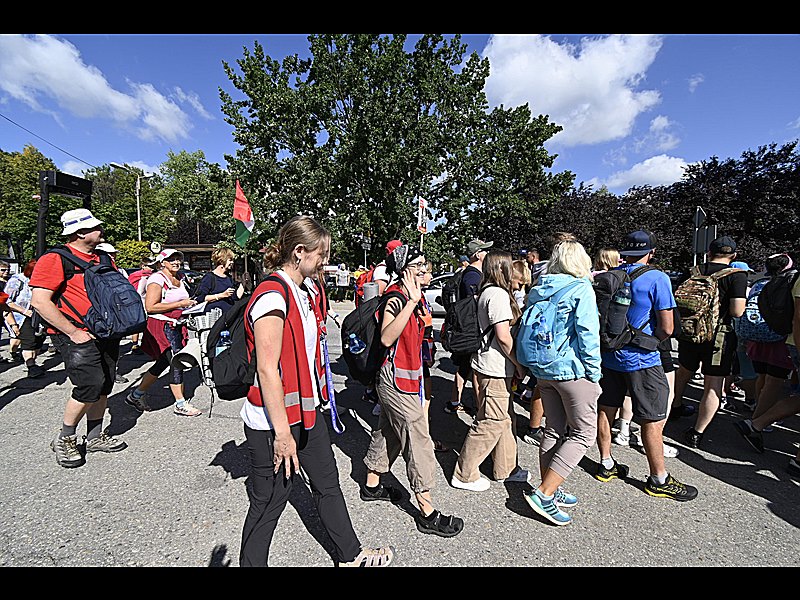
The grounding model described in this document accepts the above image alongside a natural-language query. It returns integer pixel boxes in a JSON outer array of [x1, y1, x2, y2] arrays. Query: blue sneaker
[[524, 489, 572, 526], [554, 487, 578, 508]]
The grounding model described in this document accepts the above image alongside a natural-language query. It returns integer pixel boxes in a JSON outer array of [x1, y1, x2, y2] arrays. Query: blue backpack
[[47, 246, 147, 340], [516, 280, 582, 369], [734, 278, 785, 343]]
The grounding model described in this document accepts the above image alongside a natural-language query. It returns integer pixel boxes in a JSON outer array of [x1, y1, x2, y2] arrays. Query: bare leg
[[596, 405, 617, 459], [694, 375, 724, 433], [538, 468, 566, 497], [672, 365, 694, 410], [752, 375, 787, 420], [528, 384, 544, 429], [641, 419, 667, 478]]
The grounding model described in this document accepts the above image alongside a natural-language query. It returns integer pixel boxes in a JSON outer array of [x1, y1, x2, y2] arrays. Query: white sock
[[619, 419, 631, 436], [601, 457, 615, 469]]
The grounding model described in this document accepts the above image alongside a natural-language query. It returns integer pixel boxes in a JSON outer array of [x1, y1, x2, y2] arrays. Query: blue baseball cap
[[619, 230, 656, 256], [730, 261, 752, 271]]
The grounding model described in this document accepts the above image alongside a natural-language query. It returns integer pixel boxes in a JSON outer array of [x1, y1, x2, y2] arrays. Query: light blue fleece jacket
[[522, 273, 602, 382]]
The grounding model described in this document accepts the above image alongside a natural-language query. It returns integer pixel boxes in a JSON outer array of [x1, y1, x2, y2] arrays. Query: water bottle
[[607, 282, 632, 337], [348, 333, 367, 355], [215, 330, 232, 356], [536, 314, 553, 345]]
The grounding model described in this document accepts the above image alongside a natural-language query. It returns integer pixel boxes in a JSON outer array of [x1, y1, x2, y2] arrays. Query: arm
[[380, 270, 421, 347], [376, 279, 388, 296], [144, 279, 194, 314], [654, 308, 674, 340], [573, 287, 602, 381], [30, 287, 93, 343], [193, 273, 214, 303], [253, 310, 299, 479], [494, 320, 523, 376], [729, 298, 746, 319]]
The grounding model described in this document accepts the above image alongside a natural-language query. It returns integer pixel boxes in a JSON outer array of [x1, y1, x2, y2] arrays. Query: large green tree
[[220, 34, 571, 267]]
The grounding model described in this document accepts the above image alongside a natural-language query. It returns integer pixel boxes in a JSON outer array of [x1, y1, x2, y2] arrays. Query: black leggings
[[147, 322, 184, 385]]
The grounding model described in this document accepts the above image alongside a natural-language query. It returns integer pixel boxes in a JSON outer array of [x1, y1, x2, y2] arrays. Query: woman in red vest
[[239, 216, 393, 567], [362, 244, 465, 538]]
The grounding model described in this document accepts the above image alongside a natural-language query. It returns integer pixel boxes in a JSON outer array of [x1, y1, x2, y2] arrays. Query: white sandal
[[339, 546, 394, 567]]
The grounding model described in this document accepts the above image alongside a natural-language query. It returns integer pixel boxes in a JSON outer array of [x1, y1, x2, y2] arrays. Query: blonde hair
[[212, 247, 235, 268], [262, 216, 330, 272], [593, 248, 620, 272], [548, 240, 592, 279], [480, 250, 522, 322], [512, 259, 531, 286]]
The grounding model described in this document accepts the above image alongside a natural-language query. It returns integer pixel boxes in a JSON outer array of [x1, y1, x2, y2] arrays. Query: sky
[[1, 33, 799, 197]]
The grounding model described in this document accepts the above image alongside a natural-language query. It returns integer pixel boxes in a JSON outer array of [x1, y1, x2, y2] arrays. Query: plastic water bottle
[[348, 333, 367, 355], [215, 330, 232, 356], [607, 282, 632, 336], [536, 314, 553, 345]]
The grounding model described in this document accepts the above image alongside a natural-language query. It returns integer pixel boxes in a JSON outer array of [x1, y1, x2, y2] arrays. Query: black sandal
[[360, 483, 402, 503], [415, 510, 464, 538]]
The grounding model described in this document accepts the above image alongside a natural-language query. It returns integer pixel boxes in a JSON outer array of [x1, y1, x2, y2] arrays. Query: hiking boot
[[450, 475, 491, 492], [683, 427, 704, 448], [50, 433, 84, 468], [125, 389, 149, 412], [668, 403, 696, 421], [733, 419, 764, 453], [594, 459, 629, 482], [644, 474, 698, 501], [339, 546, 394, 567], [360, 483, 402, 503], [26, 364, 45, 378], [443, 402, 465, 414], [524, 489, 572, 526], [84, 430, 127, 453], [554, 487, 578, 508], [522, 427, 544, 446]]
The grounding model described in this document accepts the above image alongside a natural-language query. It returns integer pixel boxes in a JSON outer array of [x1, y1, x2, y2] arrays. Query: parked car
[[423, 272, 455, 317]]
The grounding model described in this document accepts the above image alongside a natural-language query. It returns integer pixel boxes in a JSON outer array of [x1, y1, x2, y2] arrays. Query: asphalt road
[[0, 300, 797, 567]]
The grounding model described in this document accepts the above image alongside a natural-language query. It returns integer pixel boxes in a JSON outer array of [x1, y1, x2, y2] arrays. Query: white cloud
[[174, 87, 213, 120], [789, 116, 800, 129], [688, 73, 705, 93], [0, 34, 193, 144], [601, 154, 689, 192], [483, 34, 663, 147], [60, 160, 87, 177], [646, 115, 680, 151]]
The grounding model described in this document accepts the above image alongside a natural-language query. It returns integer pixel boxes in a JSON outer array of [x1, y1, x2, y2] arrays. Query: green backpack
[[674, 266, 742, 344]]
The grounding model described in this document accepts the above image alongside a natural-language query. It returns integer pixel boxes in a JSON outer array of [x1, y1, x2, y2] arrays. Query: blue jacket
[[523, 273, 602, 382]]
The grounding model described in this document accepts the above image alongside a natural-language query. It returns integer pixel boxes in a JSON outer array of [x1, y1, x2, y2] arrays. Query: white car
[[423, 273, 455, 317]]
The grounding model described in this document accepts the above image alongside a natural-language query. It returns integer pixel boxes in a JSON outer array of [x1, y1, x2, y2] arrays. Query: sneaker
[[554, 487, 578, 508], [84, 430, 128, 453], [450, 475, 491, 492], [644, 474, 698, 502], [787, 458, 800, 478], [339, 546, 394, 567], [683, 427, 704, 448], [612, 430, 630, 446], [630, 434, 680, 458], [522, 427, 544, 446], [174, 401, 202, 417], [26, 364, 45, 378], [669, 403, 696, 421], [611, 418, 623, 433], [115, 374, 129, 384], [371, 403, 382, 416], [718, 396, 736, 412], [594, 459, 629, 482], [360, 483, 402, 503], [443, 402, 464, 414], [125, 389, 149, 412], [50, 433, 84, 468], [497, 468, 531, 484], [524, 489, 572, 526], [733, 419, 764, 453], [415, 510, 464, 537]]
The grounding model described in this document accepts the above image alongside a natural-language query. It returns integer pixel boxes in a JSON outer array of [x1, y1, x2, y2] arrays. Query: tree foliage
[[220, 34, 571, 267]]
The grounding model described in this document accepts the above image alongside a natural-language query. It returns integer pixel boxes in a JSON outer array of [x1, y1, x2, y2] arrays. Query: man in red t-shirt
[[30, 208, 128, 468]]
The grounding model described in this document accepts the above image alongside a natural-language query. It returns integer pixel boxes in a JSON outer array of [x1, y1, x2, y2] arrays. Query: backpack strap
[[44, 246, 97, 329], [689, 265, 701, 277], [627, 264, 658, 282], [709, 267, 743, 280]]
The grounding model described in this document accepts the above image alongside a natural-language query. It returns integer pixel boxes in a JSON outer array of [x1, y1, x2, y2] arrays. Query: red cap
[[385, 239, 402, 255]]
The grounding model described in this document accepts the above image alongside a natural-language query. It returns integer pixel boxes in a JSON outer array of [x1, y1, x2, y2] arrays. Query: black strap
[[627, 264, 658, 282]]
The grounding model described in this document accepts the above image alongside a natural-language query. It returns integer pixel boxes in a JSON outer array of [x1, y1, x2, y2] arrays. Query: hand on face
[[402, 268, 422, 303]]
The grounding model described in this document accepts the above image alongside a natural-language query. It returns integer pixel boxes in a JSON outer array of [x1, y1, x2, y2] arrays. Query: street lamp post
[[110, 162, 153, 242]]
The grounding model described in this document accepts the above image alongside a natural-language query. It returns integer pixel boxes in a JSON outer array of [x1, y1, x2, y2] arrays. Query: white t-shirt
[[372, 261, 396, 286], [336, 268, 350, 287], [471, 285, 515, 378], [240, 271, 320, 431]]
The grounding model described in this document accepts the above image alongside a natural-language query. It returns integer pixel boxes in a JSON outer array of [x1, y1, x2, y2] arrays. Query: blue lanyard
[[312, 293, 345, 435]]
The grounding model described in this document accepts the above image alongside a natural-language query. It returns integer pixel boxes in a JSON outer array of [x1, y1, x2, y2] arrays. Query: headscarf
[[386, 244, 423, 275]]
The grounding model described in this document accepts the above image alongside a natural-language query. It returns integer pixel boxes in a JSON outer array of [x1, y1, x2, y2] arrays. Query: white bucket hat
[[61, 208, 103, 236], [95, 242, 117, 253]]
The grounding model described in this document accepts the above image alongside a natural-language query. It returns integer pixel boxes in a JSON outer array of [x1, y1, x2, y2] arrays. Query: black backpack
[[758, 269, 800, 336], [46, 245, 147, 340], [206, 274, 289, 401], [340, 290, 406, 386], [440, 269, 465, 312], [440, 285, 495, 355], [593, 265, 663, 352]]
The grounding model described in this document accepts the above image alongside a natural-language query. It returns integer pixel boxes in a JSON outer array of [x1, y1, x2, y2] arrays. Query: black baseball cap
[[619, 230, 657, 256], [709, 235, 736, 254]]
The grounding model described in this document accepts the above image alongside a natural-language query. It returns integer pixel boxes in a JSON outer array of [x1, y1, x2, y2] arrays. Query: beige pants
[[364, 362, 437, 493], [454, 373, 518, 482]]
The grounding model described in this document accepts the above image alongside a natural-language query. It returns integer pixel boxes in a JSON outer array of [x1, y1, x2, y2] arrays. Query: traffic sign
[[694, 206, 707, 228]]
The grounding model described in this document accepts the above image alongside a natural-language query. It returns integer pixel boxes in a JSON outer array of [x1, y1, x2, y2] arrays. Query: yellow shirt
[[786, 276, 800, 347]]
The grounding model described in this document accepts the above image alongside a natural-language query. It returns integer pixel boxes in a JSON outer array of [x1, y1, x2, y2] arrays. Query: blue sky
[[1, 33, 799, 196]]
